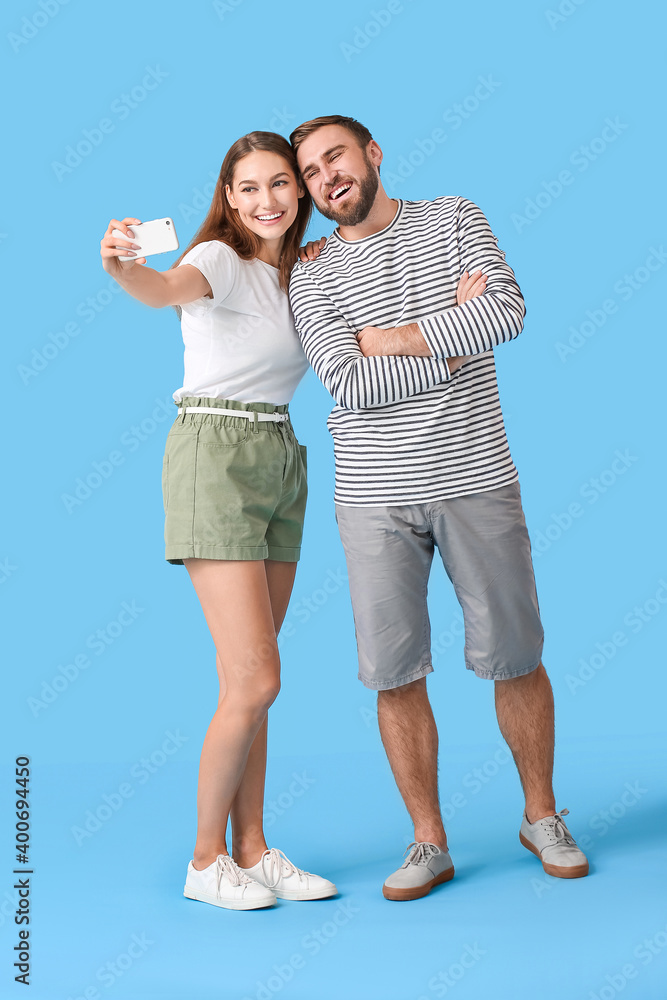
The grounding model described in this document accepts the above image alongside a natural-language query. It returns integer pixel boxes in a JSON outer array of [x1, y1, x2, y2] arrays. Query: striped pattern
[[288, 196, 525, 506]]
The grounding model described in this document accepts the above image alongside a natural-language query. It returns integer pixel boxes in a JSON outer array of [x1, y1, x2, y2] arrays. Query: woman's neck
[[255, 236, 283, 270]]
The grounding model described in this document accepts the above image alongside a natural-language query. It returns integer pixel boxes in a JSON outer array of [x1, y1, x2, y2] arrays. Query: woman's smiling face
[[226, 150, 304, 245]]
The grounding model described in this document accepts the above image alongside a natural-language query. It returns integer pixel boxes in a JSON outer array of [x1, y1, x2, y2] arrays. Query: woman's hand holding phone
[[100, 215, 210, 309], [100, 217, 146, 278]]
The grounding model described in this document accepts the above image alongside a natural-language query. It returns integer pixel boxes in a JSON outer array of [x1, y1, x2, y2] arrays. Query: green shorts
[[162, 396, 307, 565]]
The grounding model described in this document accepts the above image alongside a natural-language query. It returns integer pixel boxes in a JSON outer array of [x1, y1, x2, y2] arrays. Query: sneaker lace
[[401, 842, 442, 868], [260, 848, 311, 889], [543, 808, 576, 847], [215, 854, 253, 891]]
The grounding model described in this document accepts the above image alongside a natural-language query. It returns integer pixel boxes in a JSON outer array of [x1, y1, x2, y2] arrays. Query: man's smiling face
[[295, 124, 381, 227]]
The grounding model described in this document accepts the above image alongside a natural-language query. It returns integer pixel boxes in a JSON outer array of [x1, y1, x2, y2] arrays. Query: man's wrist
[[393, 322, 431, 357]]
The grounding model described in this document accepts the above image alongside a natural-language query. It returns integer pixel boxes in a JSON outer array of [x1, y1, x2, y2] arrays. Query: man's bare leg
[[494, 661, 556, 823], [377, 677, 447, 849]]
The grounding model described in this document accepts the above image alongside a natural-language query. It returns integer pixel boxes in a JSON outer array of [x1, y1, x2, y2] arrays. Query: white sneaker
[[239, 848, 337, 900], [183, 853, 277, 910]]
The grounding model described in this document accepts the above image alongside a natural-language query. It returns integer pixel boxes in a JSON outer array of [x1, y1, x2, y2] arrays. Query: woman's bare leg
[[185, 558, 282, 870], [184, 558, 297, 870], [230, 560, 297, 868]]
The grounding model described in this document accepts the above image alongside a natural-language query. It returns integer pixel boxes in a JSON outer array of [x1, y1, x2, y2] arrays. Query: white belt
[[177, 405, 289, 423]]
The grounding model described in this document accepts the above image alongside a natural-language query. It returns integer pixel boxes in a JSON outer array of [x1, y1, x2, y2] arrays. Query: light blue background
[[2, 1, 666, 997]]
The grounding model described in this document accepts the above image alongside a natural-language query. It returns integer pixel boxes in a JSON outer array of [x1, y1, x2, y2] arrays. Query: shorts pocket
[[298, 443, 308, 471], [197, 419, 250, 448]]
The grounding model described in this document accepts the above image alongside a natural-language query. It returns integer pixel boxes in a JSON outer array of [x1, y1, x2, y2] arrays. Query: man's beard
[[316, 156, 379, 226]]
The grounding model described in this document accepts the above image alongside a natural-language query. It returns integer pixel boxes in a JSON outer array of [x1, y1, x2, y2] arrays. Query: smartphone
[[112, 217, 179, 262]]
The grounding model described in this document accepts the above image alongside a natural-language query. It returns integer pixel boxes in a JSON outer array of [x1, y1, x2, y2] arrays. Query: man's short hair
[[289, 115, 374, 157]]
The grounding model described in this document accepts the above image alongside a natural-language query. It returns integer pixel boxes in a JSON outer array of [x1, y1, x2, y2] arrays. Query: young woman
[[100, 131, 335, 911]]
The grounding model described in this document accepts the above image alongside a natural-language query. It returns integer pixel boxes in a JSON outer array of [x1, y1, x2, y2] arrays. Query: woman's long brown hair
[[171, 131, 312, 295]]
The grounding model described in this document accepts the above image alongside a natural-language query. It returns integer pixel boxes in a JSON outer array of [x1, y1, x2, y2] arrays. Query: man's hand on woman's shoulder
[[298, 236, 327, 263]]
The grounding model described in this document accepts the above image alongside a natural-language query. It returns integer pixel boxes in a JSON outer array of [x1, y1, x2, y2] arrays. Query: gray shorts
[[335, 480, 544, 689]]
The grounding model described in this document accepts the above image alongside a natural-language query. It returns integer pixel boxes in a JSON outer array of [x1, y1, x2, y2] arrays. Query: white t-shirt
[[171, 240, 309, 405]]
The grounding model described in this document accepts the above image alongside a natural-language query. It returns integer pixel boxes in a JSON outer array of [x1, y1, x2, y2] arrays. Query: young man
[[288, 115, 588, 901]]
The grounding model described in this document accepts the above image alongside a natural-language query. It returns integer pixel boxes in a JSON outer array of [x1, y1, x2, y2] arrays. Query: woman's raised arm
[[100, 216, 211, 308]]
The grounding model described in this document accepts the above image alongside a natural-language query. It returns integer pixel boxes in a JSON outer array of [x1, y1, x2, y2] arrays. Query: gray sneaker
[[383, 842, 455, 901], [519, 807, 589, 878]]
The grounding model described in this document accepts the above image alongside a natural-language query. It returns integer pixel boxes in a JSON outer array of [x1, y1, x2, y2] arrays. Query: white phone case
[[112, 217, 179, 262]]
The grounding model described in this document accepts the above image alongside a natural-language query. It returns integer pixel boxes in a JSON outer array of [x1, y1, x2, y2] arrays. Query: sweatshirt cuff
[[417, 315, 454, 362]]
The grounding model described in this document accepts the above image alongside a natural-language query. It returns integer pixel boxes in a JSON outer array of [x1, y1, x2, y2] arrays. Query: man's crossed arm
[[356, 268, 488, 374], [290, 198, 525, 410]]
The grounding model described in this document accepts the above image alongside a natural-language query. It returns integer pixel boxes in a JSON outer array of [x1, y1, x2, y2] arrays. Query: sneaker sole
[[183, 886, 276, 910], [519, 833, 589, 878], [382, 865, 455, 901], [271, 885, 338, 901]]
